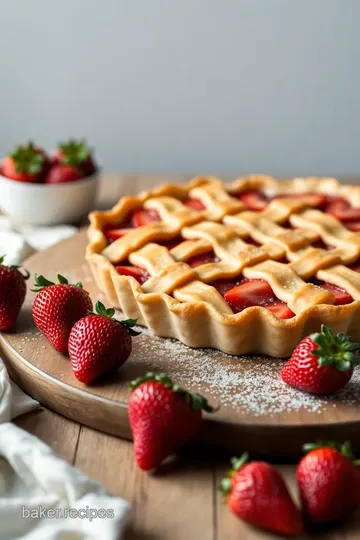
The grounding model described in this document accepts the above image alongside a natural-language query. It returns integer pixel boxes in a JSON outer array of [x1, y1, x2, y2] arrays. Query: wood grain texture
[[3, 174, 360, 539], [75, 427, 214, 540], [15, 408, 80, 463], [214, 462, 360, 540], [2, 230, 360, 457]]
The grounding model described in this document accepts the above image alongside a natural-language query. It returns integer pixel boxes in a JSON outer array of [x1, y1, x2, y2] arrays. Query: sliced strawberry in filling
[[132, 209, 161, 227], [103, 213, 134, 242], [221, 278, 295, 319], [187, 251, 220, 268], [224, 279, 274, 311], [346, 222, 360, 232], [238, 191, 268, 211], [104, 209, 161, 242], [104, 227, 133, 242], [116, 265, 150, 284], [266, 302, 295, 319], [183, 198, 206, 211], [326, 197, 360, 223], [318, 282, 353, 305]]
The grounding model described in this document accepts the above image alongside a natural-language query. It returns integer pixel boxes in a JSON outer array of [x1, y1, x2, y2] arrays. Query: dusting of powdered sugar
[[128, 326, 360, 418], [25, 261, 360, 418]]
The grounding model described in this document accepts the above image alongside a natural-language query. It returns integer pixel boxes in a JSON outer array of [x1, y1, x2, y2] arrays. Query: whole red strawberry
[[32, 273, 93, 352], [281, 325, 359, 394], [0, 255, 29, 331], [128, 373, 218, 471], [1, 142, 48, 183], [219, 454, 303, 536], [45, 164, 84, 184], [53, 138, 96, 176], [297, 441, 360, 524], [68, 301, 139, 384]]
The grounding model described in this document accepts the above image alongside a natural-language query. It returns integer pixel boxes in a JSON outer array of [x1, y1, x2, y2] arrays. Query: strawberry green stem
[[88, 300, 141, 336], [57, 138, 91, 167], [311, 325, 360, 372], [218, 452, 249, 497], [31, 273, 84, 293], [303, 440, 359, 462], [230, 452, 249, 471], [0, 255, 30, 280], [130, 372, 219, 412], [9, 142, 45, 175]]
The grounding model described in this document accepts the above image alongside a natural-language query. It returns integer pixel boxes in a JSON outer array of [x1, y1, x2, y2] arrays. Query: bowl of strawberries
[[0, 139, 99, 226]]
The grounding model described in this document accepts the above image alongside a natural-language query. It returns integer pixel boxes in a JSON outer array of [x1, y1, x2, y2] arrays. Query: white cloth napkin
[[0, 216, 77, 264], [0, 218, 131, 539]]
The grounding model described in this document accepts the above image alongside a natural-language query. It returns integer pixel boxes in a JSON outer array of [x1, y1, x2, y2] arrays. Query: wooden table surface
[[13, 173, 360, 540]]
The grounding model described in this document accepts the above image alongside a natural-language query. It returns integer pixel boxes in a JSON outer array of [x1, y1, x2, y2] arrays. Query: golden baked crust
[[86, 176, 360, 357]]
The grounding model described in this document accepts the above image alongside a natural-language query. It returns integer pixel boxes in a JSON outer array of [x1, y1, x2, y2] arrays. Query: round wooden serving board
[[2, 230, 360, 459]]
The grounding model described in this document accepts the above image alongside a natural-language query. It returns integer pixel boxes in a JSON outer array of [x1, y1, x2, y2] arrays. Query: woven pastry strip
[[87, 175, 360, 356], [101, 182, 360, 314]]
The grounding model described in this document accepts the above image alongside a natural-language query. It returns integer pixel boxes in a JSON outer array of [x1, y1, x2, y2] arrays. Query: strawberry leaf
[[341, 440, 354, 458], [58, 138, 91, 167], [219, 452, 250, 496], [31, 273, 83, 292], [31, 273, 55, 292], [303, 440, 358, 462], [121, 318, 137, 327], [218, 478, 232, 496], [94, 300, 108, 316], [310, 325, 360, 372], [18, 268, 30, 280], [0, 255, 30, 280], [120, 319, 141, 336], [10, 142, 45, 175], [230, 452, 249, 471], [90, 301, 141, 335]]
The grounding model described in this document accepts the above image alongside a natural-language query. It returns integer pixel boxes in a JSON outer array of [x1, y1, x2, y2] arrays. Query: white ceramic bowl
[[0, 172, 99, 226]]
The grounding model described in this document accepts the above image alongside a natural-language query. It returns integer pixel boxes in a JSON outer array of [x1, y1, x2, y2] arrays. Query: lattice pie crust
[[87, 176, 360, 357]]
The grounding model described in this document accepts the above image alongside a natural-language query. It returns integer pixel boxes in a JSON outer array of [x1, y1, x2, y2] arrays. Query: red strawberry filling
[[278, 193, 326, 208], [158, 236, 184, 250], [183, 198, 206, 211], [325, 196, 360, 231], [266, 303, 295, 319], [187, 251, 220, 268], [312, 240, 333, 251], [350, 261, 360, 273], [213, 278, 296, 319], [104, 209, 161, 243], [316, 282, 353, 305], [326, 197, 360, 222], [225, 280, 274, 310], [103, 227, 133, 242], [243, 237, 262, 247], [116, 265, 150, 284], [237, 191, 327, 212], [132, 209, 161, 227], [211, 278, 241, 296], [237, 191, 269, 211]]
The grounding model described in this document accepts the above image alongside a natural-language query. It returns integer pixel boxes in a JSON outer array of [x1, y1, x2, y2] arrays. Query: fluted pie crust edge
[[86, 176, 360, 357]]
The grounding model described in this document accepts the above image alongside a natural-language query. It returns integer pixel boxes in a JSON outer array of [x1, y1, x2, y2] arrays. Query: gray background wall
[[1, 0, 359, 175]]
